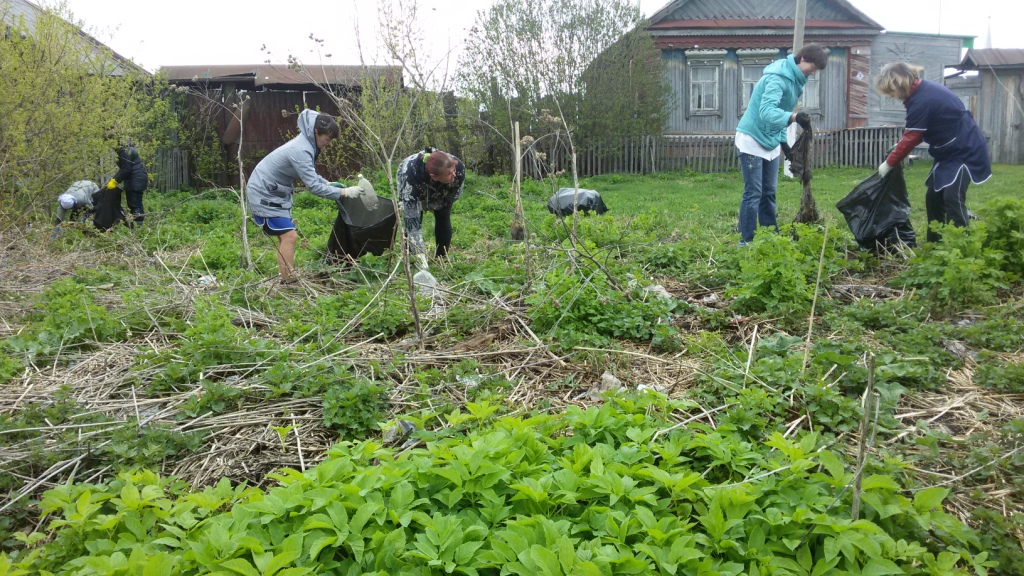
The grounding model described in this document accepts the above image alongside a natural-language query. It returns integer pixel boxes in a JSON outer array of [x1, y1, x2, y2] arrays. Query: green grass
[[135, 162, 1022, 273], [575, 162, 1023, 238], [6, 163, 1024, 573]]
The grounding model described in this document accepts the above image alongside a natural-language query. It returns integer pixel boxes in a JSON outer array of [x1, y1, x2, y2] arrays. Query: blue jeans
[[738, 152, 780, 244]]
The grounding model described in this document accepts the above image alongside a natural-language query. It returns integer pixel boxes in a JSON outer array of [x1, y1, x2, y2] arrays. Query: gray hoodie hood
[[246, 109, 340, 218]]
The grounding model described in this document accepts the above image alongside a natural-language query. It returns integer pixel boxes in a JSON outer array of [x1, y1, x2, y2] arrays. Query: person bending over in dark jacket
[[246, 110, 367, 282], [106, 144, 149, 225], [396, 148, 465, 270], [875, 62, 991, 242]]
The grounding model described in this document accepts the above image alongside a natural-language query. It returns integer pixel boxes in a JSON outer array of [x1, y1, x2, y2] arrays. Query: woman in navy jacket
[[875, 62, 991, 242]]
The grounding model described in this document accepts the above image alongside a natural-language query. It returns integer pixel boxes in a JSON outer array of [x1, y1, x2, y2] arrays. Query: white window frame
[[684, 49, 726, 118], [737, 50, 780, 114]]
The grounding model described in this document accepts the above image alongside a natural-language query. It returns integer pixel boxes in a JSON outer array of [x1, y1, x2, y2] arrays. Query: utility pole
[[793, 0, 807, 51]]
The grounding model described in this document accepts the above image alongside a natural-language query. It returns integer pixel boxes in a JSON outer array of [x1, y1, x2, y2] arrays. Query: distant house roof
[[646, 0, 883, 50], [2, 0, 148, 76], [956, 48, 1024, 70], [159, 64, 402, 90]]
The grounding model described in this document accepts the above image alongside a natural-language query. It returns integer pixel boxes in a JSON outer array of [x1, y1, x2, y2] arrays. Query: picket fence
[[153, 148, 189, 192], [532, 127, 909, 177]]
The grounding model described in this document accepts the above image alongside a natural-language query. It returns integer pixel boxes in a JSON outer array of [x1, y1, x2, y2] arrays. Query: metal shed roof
[[957, 48, 1024, 70], [3, 0, 148, 76], [159, 64, 402, 88]]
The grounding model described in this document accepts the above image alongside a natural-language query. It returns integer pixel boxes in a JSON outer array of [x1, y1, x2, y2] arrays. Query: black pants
[[925, 169, 970, 242], [126, 189, 145, 224], [433, 203, 453, 257]]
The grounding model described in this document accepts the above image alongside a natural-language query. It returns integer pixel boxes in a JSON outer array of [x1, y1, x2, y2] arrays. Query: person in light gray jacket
[[55, 180, 101, 224], [246, 110, 365, 282]]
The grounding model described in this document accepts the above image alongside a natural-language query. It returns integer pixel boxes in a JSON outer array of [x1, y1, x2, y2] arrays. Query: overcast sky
[[51, 0, 1017, 73]]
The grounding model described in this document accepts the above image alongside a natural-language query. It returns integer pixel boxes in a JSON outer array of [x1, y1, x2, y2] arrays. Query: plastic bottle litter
[[413, 269, 438, 294]]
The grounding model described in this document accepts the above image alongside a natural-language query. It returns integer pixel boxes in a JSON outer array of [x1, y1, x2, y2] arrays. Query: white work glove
[[878, 161, 892, 178], [414, 253, 429, 271]]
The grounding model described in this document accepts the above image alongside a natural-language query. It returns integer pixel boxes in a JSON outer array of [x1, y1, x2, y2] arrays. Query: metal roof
[[159, 64, 402, 88], [652, 33, 878, 51], [3, 0, 148, 76], [957, 48, 1024, 70], [648, 0, 883, 30]]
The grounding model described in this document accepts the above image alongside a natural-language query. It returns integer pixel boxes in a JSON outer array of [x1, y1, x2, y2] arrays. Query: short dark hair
[[795, 43, 828, 70], [314, 113, 340, 139]]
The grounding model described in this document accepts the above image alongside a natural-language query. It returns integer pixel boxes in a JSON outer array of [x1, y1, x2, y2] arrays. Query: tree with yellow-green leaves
[[0, 0, 177, 224]]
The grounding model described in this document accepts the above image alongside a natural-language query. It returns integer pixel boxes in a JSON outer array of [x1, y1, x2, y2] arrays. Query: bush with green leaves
[[897, 223, 1008, 312], [637, 241, 692, 275], [725, 225, 839, 322], [321, 378, 390, 439], [7, 396, 995, 575], [978, 196, 1024, 279], [1, 277, 125, 363], [142, 298, 287, 392], [526, 263, 676, 347], [973, 353, 1024, 393]]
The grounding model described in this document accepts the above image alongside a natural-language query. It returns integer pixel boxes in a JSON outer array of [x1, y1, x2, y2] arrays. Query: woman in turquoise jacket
[[735, 44, 827, 245]]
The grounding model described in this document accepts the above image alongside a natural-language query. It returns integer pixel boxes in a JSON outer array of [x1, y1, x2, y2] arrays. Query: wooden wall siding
[[847, 45, 871, 127], [531, 127, 905, 177], [184, 90, 354, 187], [664, 47, 848, 134], [665, 0, 854, 21], [979, 71, 1024, 165], [153, 149, 190, 192], [868, 33, 964, 126], [233, 91, 341, 165], [817, 48, 849, 131], [664, 50, 688, 132]]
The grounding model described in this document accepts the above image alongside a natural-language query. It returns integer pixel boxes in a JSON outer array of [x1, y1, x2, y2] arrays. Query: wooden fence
[[533, 126, 910, 177], [153, 148, 189, 192]]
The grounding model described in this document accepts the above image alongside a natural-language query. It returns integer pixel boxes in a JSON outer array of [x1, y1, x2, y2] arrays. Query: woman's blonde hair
[[875, 62, 924, 100]]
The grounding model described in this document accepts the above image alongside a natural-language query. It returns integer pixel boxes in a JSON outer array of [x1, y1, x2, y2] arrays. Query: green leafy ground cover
[[1, 162, 1023, 574]]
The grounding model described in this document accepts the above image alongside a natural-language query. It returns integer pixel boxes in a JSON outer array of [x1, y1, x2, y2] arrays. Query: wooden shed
[[160, 64, 402, 186], [951, 49, 1024, 165]]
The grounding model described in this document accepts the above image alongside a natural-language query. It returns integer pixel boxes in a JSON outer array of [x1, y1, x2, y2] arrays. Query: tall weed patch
[[726, 225, 841, 322], [897, 223, 1008, 312]]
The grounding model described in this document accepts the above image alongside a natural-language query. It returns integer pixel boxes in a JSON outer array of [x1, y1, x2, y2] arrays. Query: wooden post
[[512, 122, 531, 280], [236, 97, 253, 270], [793, 0, 807, 52], [851, 353, 876, 520]]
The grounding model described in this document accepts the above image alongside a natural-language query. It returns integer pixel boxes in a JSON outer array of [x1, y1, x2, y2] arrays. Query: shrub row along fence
[[532, 126, 909, 177]]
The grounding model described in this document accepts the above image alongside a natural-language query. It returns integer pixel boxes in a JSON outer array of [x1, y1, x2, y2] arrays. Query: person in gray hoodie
[[246, 110, 367, 282]]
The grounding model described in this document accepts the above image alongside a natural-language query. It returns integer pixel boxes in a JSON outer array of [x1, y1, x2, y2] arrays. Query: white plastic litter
[[413, 269, 438, 294]]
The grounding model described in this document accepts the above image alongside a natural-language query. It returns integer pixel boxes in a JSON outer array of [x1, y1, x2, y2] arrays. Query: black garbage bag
[[837, 164, 917, 251], [92, 188, 125, 231], [325, 196, 397, 262], [547, 187, 608, 216]]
